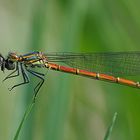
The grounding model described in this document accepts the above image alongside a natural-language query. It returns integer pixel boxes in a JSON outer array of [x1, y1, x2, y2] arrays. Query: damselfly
[[0, 51, 140, 101]]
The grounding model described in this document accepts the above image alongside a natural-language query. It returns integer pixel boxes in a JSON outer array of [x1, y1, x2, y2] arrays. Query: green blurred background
[[0, 0, 140, 140]]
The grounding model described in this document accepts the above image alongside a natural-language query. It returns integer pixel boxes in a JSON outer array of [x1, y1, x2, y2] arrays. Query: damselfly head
[[0, 54, 4, 64], [0, 54, 15, 71], [5, 59, 15, 70], [0, 54, 5, 71]]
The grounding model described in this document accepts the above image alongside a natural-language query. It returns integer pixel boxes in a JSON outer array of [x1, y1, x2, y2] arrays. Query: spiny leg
[[3, 62, 19, 81], [31, 73, 44, 94], [8, 63, 29, 91], [25, 68, 45, 101], [26, 66, 49, 94], [25, 66, 45, 94]]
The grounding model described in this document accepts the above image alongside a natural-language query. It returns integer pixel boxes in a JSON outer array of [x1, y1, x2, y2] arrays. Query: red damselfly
[[0, 51, 140, 101]]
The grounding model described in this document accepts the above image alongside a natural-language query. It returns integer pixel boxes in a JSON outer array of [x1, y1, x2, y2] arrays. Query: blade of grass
[[104, 112, 118, 140], [13, 97, 35, 140]]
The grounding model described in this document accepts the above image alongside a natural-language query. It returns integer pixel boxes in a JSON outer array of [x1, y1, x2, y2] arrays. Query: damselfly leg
[[3, 62, 19, 81], [8, 63, 29, 91], [25, 67, 45, 100], [3, 60, 46, 101]]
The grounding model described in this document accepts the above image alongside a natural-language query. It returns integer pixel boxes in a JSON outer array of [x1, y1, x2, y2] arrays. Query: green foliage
[[104, 112, 118, 140], [0, 0, 140, 140], [13, 98, 35, 140]]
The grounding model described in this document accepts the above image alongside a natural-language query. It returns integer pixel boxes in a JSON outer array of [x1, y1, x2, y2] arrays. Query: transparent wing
[[45, 52, 140, 76]]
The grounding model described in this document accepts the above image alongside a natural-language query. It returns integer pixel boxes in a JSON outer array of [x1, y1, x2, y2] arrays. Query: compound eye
[[5, 60, 15, 70]]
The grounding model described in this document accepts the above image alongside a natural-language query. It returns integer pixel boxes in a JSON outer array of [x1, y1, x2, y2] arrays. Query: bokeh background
[[0, 0, 140, 140]]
